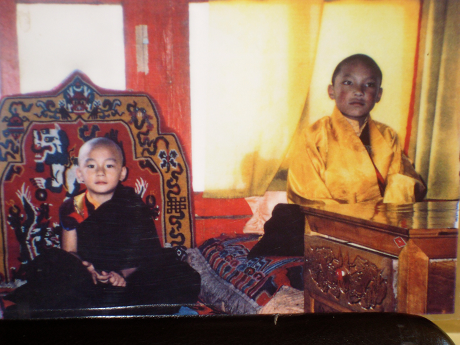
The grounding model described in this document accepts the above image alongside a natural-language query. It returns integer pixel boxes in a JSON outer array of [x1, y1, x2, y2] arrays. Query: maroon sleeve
[[59, 198, 81, 231]]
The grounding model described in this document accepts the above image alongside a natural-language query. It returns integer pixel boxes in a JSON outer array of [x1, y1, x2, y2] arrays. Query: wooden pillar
[[123, 0, 192, 169], [0, 0, 20, 98]]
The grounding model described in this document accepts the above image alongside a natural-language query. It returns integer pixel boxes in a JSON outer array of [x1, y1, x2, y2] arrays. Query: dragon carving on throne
[[7, 183, 61, 280], [30, 123, 79, 198]]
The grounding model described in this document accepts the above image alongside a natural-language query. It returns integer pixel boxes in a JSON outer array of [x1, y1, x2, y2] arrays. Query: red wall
[[193, 193, 251, 246]]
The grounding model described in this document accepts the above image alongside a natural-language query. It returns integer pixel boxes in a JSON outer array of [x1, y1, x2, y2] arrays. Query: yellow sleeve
[[381, 128, 426, 203], [287, 120, 340, 206]]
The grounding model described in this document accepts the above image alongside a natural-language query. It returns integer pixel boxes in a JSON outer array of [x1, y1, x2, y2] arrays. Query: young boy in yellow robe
[[287, 54, 426, 205]]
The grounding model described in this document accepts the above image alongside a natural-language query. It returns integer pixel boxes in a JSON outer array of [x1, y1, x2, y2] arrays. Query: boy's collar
[[332, 107, 369, 136], [85, 191, 102, 209], [344, 115, 369, 136]]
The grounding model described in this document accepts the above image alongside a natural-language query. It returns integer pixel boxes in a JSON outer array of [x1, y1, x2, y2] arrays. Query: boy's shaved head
[[78, 137, 124, 166], [332, 54, 382, 86], [76, 137, 127, 205]]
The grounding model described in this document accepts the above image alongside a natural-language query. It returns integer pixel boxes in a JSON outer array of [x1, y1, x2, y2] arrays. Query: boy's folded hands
[[82, 260, 127, 287], [106, 271, 126, 287]]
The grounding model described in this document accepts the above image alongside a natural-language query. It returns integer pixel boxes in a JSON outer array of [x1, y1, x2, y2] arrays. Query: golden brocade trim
[[73, 193, 86, 218]]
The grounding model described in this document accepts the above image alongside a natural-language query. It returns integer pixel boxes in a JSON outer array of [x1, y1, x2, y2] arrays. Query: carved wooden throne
[[0, 72, 193, 283]]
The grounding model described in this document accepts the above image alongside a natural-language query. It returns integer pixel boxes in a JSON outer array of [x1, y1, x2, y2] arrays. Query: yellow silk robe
[[287, 107, 426, 205]]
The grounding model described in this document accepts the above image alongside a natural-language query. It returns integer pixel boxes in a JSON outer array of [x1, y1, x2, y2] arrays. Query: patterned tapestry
[[0, 72, 193, 283], [197, 234, 304, 313]]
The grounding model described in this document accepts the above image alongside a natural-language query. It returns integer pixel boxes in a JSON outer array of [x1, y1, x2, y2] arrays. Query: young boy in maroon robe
[[5, 137, 200, 317]]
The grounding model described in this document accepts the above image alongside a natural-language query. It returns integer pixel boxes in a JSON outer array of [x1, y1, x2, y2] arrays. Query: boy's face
[[76, 145, 127, 201], [328, 61, 383, 119]]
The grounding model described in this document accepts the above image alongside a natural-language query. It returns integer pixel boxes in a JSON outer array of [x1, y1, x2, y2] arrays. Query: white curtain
[[204, 0, 324, 198]]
